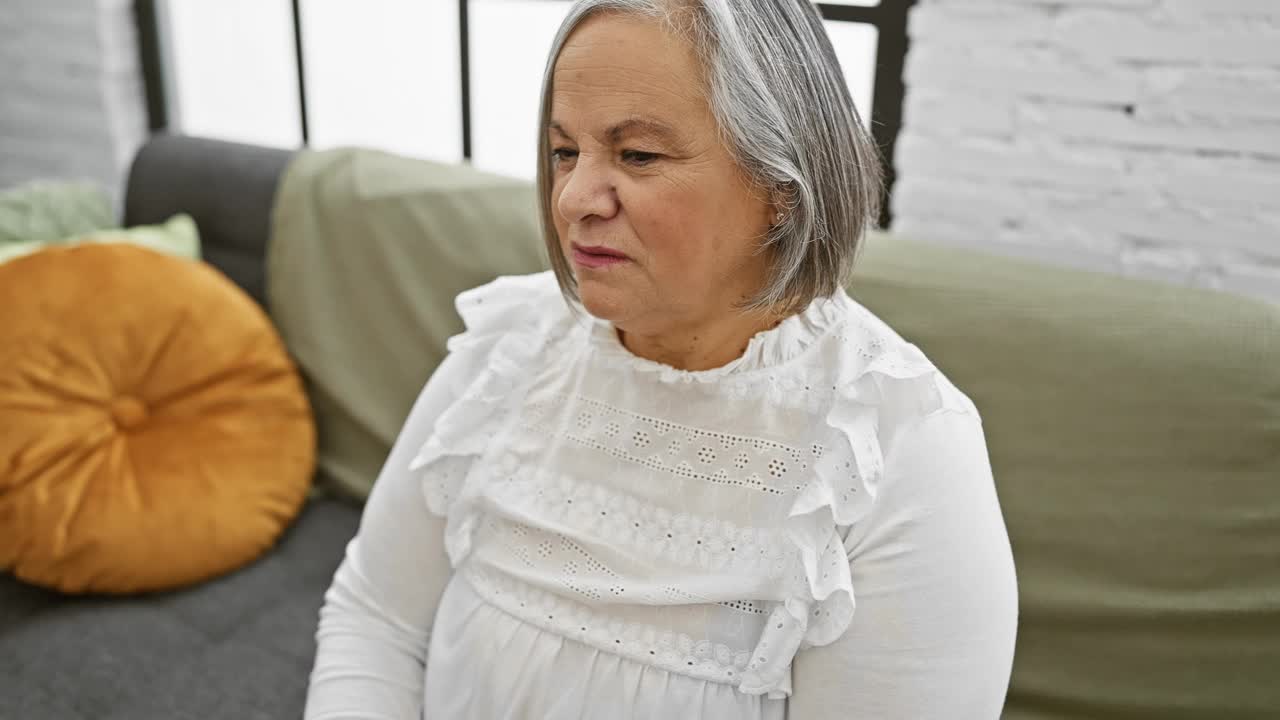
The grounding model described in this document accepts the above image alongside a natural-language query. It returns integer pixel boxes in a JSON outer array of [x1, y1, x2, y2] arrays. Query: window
[[300, 0, 463, 163], [469, 1, 572, 179], [138, 0, 915, 225], [824, 19, 879, 129], [158, 0, 301, 148]]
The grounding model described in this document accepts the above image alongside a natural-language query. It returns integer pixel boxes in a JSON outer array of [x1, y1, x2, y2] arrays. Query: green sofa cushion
[[267, 149, 547, 501], [0, 213, 201, 266], [0, 181, 115, 246], [850, 232, 1280, 719]]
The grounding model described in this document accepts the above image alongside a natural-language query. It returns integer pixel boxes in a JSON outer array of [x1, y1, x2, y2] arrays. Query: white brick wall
[[893, 0, 1280, 304], [0, 0, 148, 209]]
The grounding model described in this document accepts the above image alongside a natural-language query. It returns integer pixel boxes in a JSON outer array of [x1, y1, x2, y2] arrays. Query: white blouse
[[305, 272, 1018, 720]]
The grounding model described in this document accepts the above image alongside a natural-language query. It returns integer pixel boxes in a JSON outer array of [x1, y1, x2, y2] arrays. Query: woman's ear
[[768, 186, 792, 230]]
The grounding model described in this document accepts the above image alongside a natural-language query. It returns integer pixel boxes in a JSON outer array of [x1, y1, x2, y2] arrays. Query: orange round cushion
[[0, 244, 315, 594]]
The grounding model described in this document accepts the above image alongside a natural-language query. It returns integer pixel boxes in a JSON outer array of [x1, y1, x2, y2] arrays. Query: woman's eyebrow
[[547, 118, 680, 144], [606, 118, 679, 144]]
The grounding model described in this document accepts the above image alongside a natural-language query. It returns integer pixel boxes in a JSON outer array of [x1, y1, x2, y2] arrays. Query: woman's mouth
[[571, 243, 630, 269]]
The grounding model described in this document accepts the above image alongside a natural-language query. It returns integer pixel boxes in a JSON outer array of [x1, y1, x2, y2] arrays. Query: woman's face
[[549, 12, 775, 335]]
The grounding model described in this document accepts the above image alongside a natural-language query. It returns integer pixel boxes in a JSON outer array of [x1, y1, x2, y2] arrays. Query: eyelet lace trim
[[462, 564, 756, 687], [523, 395, 816, 497], [482, 465, 798, 576]]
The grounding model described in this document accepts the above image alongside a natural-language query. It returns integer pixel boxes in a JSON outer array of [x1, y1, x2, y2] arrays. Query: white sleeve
[[303, 349, 477, 720], [788, 407, 1019, 720]]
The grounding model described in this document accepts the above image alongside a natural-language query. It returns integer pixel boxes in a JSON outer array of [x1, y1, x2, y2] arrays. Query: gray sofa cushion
[[0, 498, 359, 720], [124, 134, 293, 308]]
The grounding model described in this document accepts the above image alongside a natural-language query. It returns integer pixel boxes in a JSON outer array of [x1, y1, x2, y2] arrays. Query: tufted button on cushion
[[109, 396, 149, 431]]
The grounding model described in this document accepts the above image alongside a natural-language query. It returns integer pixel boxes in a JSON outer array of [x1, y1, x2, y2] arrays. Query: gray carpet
[[0, 498, 360, 720]]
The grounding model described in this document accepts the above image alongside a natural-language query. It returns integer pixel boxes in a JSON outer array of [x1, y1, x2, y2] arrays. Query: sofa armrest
[[123, 134, 296, 307]]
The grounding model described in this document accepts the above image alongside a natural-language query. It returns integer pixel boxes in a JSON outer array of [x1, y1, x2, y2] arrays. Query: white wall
[[0, 0, 148, 207], [893, 0, 1280, 303]]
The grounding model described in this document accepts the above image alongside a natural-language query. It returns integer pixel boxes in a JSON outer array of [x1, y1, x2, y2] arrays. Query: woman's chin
[[576, 281, 633, 324]]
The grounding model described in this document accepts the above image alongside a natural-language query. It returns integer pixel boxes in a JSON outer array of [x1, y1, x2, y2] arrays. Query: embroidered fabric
[[523, 394, 816, 497], [410, 271, 972, 698], [482, 468, 797, 575]]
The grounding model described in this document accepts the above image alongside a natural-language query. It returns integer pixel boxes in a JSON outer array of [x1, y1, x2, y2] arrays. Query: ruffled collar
[[587, 288, 854, 383]]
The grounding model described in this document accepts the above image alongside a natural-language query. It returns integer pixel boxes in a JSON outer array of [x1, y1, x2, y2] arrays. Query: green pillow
[[0, 181, 115, 245], [0, 214, 201, 266], [268, 149, 546, 501]]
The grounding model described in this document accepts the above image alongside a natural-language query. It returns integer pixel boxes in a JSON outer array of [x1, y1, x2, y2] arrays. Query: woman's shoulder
[[815, 290, 979, 423], [448, 270, 572, 353]]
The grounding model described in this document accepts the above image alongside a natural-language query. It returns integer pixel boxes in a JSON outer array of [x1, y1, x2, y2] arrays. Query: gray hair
[[535, 0, 883, 313]]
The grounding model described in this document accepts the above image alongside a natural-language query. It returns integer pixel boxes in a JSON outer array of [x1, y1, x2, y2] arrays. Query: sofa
[[2, 134, 1277, 720], [0, 137, 362, 720]]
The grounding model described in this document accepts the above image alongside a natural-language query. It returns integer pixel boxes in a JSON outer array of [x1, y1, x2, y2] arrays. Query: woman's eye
[[551, 148, 578, 164], [622, 150, 658, 166]]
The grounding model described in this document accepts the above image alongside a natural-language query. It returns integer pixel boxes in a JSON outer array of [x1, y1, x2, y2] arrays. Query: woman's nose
[[556, 156, 620, 224]]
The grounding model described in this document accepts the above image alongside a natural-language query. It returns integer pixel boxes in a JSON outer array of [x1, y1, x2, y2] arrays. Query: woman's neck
[[616, 308, 785, 372]]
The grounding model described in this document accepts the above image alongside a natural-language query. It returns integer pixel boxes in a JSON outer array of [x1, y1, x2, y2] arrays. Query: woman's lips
[[571, 243, 630, 269]]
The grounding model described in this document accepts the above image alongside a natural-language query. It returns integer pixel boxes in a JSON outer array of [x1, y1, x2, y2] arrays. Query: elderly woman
[[305, 0, 1017, 718]]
